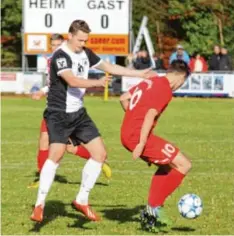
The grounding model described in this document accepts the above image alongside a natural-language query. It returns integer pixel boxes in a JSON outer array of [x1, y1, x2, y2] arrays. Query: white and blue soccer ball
[[178, 194, 203, 219]]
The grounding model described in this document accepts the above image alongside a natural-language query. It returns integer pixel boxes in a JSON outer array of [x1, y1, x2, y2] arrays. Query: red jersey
[[121, 76, 172, 138]]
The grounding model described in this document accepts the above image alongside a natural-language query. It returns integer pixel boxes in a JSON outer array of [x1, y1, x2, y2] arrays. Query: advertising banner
[[122, 73, 234, 97], [0, 72, 43, 94]]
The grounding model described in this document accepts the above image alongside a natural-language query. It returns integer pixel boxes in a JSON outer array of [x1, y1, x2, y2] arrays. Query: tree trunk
[[156, 20, 163, 52], [217, 16, 224, 46]]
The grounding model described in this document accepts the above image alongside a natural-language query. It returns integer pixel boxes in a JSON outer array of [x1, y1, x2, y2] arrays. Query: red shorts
[[121, 134, 179, 165], [40, 119, 48, 133]]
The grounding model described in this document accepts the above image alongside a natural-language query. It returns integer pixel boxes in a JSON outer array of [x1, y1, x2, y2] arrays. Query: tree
[[1, 0, 22, 67], [167, 0, 234, 58], [167, 0, 219, 56]]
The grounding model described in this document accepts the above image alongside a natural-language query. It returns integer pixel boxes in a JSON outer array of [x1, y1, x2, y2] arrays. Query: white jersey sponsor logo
[[56, 57, 68, 69]]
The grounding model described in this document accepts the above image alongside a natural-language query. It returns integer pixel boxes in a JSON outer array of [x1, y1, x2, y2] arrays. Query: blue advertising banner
[[122, 73, 234, 98]]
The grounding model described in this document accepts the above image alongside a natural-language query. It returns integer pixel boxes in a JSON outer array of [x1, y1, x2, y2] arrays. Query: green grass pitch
[[1, 96, 234, 235]]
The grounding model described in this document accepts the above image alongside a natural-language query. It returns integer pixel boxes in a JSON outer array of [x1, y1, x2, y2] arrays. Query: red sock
[[75, 145, 90, 160], [148, 167, 169, 207], [37, 150, 49, 172], [161, 168, 185, 200], [148, 168, 185, 207]]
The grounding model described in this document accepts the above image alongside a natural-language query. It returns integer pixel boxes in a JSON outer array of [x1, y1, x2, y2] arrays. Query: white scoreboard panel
[[23, 0, 130, 55]]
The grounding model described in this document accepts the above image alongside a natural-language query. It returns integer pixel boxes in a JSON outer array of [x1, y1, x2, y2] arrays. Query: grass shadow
[[54, 174, 69, 183], [101, 205, 169, 233], [27, 172, 69, 185], [29, 200, 91, 232], [92, 204, 127, 208], [27, 172, 108, 186], [67, 217, 93, 229], [100, 205, 144, 223], [171, 226, 196, 232], [65, 181, 109, 186]]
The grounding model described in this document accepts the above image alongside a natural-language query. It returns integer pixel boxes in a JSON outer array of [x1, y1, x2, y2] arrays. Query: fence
[[1, 70, 234, 97]]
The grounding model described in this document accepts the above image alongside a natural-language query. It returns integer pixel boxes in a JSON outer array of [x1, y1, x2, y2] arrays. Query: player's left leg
[[72, 137, 107, 221], [69, 108, 107, 221], [66, 141, 112, 179], [147, 152, 191, 210], [140, 135, 192, 230]]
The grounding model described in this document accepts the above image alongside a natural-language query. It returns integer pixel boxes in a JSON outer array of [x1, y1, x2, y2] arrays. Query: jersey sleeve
[[149, 81, 172, 113], [51, 50, 73, 76], [84, 47, 102, 68]]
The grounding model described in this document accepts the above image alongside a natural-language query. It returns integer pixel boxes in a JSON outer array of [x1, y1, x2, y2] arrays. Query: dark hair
[[69, 20, 91, 34], [192, 52, 200, 57], [168, 60, 191, 78], [50, 34, 64, 42]]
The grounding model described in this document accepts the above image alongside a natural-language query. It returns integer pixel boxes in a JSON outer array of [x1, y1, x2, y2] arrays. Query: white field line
[[1, 160, 234, 176], [1, 158, 234, 168], [1, 164, 234, 176], [1, 139, 234, 145]]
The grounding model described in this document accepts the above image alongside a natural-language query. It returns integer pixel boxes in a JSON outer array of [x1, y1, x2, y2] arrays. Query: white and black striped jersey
[[47, 42, 102, 113]]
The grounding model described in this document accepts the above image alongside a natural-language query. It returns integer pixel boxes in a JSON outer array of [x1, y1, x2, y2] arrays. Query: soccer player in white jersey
[[29, 34, 112, 189], [31, 20, 155, 222]]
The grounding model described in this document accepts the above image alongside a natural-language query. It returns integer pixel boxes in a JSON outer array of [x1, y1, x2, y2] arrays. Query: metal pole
[[103, 58, 110, 101], [132, 16, 148, 54], [129, 0, 133, 53], [21, 0, 25, 72], [143, 27, 155, 68]]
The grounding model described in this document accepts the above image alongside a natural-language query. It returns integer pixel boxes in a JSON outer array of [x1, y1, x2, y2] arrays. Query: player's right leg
[[30, 143, 66, 222], [31, 110, 73, 222], [28, 119, 49, 188]]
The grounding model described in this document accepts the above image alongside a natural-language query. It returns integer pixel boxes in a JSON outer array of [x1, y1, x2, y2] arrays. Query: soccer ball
[[178, 194, 203, 219]]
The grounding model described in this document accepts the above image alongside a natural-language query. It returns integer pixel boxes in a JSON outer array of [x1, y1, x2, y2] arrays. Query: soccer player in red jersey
[[120, 60, 192, 232]]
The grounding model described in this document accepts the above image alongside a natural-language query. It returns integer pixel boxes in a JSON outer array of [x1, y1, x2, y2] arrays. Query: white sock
[[35, 159, 59, 207], [76, 158, 102, 205]]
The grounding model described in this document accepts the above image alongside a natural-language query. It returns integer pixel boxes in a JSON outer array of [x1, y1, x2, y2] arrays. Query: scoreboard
[[23, 0, 130, 55]]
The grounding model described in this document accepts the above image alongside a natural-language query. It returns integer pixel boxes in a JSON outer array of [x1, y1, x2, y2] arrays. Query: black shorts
[[44, 108, 100, 145]]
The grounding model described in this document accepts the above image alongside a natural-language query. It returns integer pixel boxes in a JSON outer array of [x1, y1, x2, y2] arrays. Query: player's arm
[[86, 47, 156, 79], [119, 92, 132, 111], [96, 60, 157, 79], [140, 109, 158, 145], [132, 108, 159, 160], [59, 70, 107, 88]]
